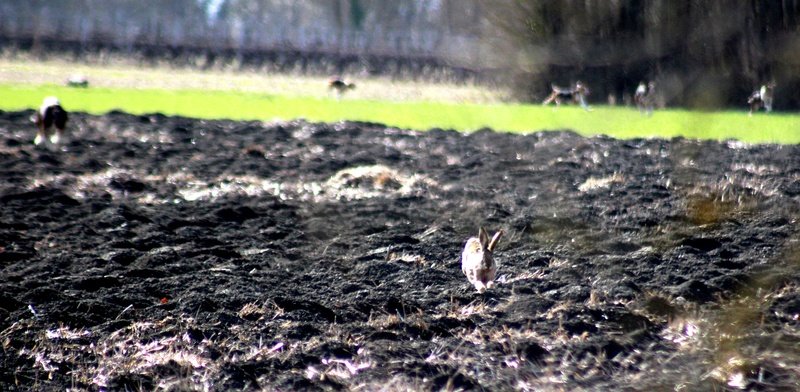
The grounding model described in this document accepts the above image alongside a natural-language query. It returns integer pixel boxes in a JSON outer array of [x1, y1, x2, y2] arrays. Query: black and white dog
[[748, 83, 775, 116], [328, 77, 356, 100], [32, 96, 68, 146], [543, 82, 591, 111]]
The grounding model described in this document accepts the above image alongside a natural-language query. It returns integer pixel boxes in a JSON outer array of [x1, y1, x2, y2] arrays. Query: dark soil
[[1, 110, 800, 391]]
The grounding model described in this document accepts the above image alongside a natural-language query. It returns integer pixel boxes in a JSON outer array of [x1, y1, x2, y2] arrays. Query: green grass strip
[[3, 83, 799, 144]]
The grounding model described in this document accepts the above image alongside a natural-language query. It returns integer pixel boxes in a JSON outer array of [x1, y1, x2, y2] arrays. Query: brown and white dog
[[748, 83, 775, 116], [634, 82, 657, 116], [33, 96, 68, 146], [543, 81, 591, 111], [328, 77, 356, 100]]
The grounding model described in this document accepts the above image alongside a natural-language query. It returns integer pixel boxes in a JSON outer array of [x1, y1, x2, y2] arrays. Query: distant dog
[[32, 96, 68, 146], [543, 82, 591, 111], [329, 77, 355, 100], [634, 82, 657, 116], [66, 75, 89, 88], [748, 83, 775, 116]]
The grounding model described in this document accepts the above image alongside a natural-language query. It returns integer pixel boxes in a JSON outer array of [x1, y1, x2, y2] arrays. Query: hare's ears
[[479, 227, 503, 251]]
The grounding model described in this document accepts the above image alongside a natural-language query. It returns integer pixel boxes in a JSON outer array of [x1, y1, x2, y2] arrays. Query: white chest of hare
[[461, 227, 503, 293]]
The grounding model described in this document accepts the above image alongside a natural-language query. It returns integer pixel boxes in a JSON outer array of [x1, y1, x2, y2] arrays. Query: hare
[[461, 227, 503, 293], [33, 96, 68, 146]]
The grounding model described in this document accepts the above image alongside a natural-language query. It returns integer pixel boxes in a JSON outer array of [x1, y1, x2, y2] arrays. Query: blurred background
[[2, 0, 800, 109]]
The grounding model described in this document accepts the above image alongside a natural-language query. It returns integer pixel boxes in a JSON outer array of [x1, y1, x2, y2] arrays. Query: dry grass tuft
[[577, 173, 625, 192], [325, 164, 438, 200], [236, 300, 284, 321], [386, 252, 428, 266], [446, 298, 492, 320], [682, 173, 780, 226], [661, 291, 800, 389]]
